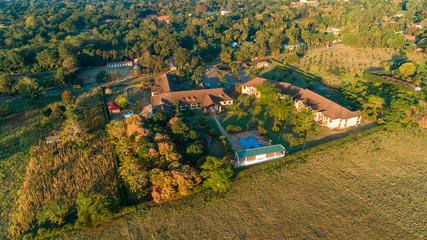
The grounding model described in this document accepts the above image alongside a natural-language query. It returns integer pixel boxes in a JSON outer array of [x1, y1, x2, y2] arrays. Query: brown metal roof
[[151, 88, 233, 108]]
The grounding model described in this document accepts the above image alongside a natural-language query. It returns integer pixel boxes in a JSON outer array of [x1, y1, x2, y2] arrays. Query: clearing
[[52, 128, 427, 239]]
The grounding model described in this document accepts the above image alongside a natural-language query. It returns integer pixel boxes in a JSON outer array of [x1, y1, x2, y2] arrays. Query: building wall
[[241, 86, 260, 98], [235, 151, 285, 167]]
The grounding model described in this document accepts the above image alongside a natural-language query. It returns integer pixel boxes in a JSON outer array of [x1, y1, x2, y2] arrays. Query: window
[[255, 154, 267, 160]]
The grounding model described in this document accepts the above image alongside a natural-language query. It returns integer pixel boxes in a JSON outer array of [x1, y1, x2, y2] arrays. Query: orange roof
[[107, 101, 120, 111], [157, 15, 170, 20]]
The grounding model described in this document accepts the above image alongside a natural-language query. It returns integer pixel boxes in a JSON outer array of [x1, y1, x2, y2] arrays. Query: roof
[[106, 61, 132, 65], [151, 88, 233, 107], [236, 144, 285, 158], [151, 73, 179, 94], [107, 101, 120, 111], [158, 15, 170, 20], [257, 61, 269, 66], [242, 78, 361, 119]]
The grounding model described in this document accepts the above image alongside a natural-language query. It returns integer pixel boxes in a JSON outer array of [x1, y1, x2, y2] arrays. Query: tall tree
[[15, 77, 44, 105]]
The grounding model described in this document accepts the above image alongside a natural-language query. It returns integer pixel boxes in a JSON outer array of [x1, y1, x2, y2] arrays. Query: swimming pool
[[239, 137, 262, 149]]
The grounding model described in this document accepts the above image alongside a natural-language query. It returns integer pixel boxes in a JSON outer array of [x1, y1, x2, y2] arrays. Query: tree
[[173, 47, 191, 68], [36, 49, 58, 70], [111, 71, 121, 81], [0, 73, 15, 95], [61, 90, 74, 105], [96, 71, 112, 84], [114, 95, 128, 108], [186, 143, 205, 162], [75, 193, 119, 227], [256, 82, 279, 105], [42, 107, 52, 118], [200, 156, 234, 192], [217, 71, 227, 84], [192, 66, 204, 84], [36, 198, 70, 226], [61, 110, 88, 143], [293, 108, 317, 135], [398, 62, 417, 78], [15, 77, 44, 105], [0, 102, 8, 117]]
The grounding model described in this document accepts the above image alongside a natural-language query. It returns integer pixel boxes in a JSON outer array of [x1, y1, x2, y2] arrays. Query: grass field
[[291, 48, 426, 87], [51, 127, 426, 239], [78, 66, 132, 85]]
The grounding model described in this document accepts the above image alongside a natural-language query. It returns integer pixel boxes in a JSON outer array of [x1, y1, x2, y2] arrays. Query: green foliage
[[398, 62, 417, 78], [286, 54, 300, 63], [256, 82, 280, 105], [186, 143, 205, 162], [200, 156, 234, 193], [15, 77, 44, 105], [152, 112, 169, 126], [0, 73, 15, 95], [95, 71, 112, 84], [36, 198, 71, 226], [114, 95, 128, 108], [42, 107, 52, 118], [76, 193, 119, 228], [192, 66, 204, 84], [226, 125, 242, 133]]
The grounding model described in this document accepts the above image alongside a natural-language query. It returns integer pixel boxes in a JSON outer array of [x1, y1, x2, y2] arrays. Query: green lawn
[[51, 127, 427, 239]]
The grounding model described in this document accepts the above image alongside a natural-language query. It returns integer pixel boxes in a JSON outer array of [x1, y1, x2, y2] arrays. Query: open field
[[0, 96, 62, 238], [52, 128, 427, 239], [78, 66, 132, 85], [290, 48, 426, 87]]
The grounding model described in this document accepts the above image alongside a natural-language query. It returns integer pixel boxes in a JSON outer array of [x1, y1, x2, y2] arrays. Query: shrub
[[76, 193, 119, 228], [226, 125, 242, 133]]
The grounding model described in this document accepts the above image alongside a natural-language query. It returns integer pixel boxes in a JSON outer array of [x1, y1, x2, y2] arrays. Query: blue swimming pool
[[239, 137, 262, 149]]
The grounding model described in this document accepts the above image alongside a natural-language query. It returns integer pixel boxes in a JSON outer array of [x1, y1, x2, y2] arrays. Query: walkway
[[211, 114, 241, 151]]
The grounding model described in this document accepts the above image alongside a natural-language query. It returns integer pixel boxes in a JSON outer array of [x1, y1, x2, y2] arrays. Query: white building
[[241, 78, 362, 129]]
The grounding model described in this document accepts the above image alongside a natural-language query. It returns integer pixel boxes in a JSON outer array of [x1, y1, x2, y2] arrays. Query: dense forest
[[0, 0, 425, 89]]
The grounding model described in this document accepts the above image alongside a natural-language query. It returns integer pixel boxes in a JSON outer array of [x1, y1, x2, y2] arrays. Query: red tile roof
[[107, 101, 120, 111]]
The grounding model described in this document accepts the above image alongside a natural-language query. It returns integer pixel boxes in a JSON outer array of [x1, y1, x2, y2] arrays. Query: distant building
[[46, 135, 61, 144], [326, 27, 341, 35], [257, 61, 269, 68], [107, 101, 120, 114], [231, 42, 238, 48], [241, 78, 362, 129], [405, 35, 420, 41], [394, 13, 404, 18], [157, 15, 170, 23], [221, 10, 231, 16], [411, 22, 426, 29], [106, 61, 132, 68], [235, 144, 286, 167]]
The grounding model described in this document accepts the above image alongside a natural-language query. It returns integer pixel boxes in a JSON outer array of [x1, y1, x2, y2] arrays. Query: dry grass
[[52, 128, 426, 240], [78, 66, 132, 85]]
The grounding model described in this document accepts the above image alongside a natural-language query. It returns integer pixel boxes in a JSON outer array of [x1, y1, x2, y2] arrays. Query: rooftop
[[236, 144, 286, 158], [243, 78, 361, 120]]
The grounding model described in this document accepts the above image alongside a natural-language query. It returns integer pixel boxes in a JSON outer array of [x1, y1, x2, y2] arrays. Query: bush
[[258, 126, 268, 135], [226, 125, 242, 133], [76, 193, 119, 228], [286, 54, 300, 64]]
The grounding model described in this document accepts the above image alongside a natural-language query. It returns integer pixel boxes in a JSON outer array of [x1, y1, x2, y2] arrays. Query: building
[[257, 61, 269, 68], [405, 35, 420, 41], [221, 10, 231, 16], [411, 22, 425, 29], [326, 27, 341, 35], [234, 144, 286, 167], [107, 101, 120, 114], [106, 61, 132, 68], [241, 77, 362, 129], [150, 73, 233, 115], [157, 15, 170, 23], [46, 135, 61, 144]]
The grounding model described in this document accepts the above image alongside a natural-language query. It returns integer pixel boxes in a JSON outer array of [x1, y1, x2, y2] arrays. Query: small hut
[[46, 135, 61, 144], [105, 88, 112, 94]]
